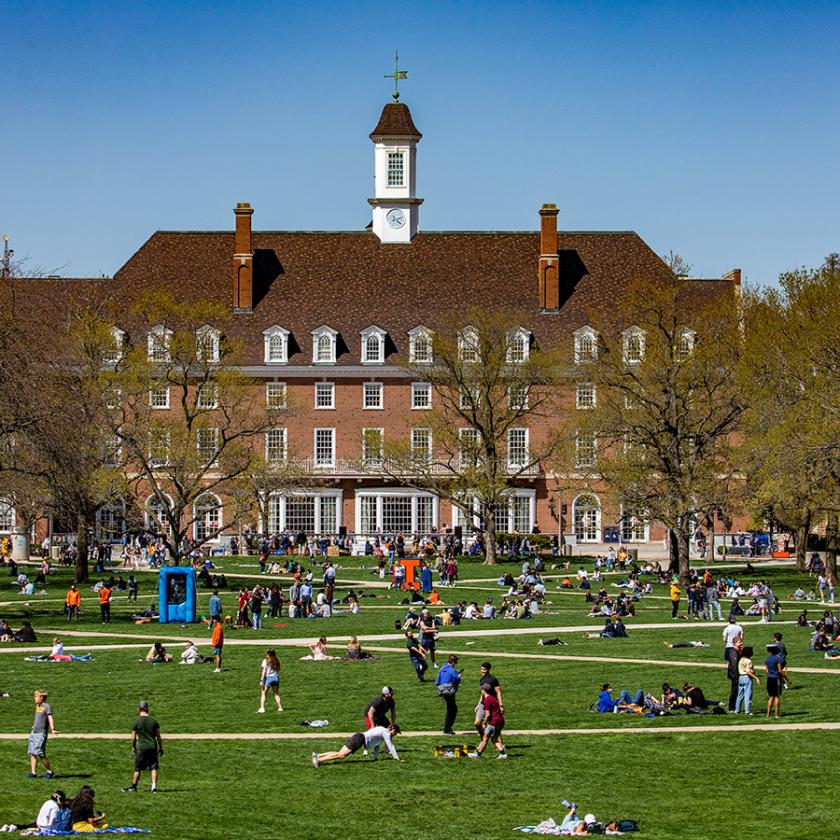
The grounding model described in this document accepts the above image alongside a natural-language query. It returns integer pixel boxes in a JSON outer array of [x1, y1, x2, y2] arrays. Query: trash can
[[11, 528, 30, 561]]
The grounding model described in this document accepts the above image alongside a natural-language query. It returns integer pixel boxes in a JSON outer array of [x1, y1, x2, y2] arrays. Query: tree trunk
[[676, 524, 692, 585], [826, 511, 838, 579], [75, 509, 90, 584], [483, 503, 498, 566], [794, 511, 811, 573], [667, 529, 679, 574]]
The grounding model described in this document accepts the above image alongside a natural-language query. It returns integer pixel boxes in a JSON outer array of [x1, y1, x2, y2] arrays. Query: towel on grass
[[37, 828, 149, 835]]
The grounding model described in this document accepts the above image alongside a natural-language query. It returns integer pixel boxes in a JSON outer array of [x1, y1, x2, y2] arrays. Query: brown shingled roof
[[370, 103, 422, 140]]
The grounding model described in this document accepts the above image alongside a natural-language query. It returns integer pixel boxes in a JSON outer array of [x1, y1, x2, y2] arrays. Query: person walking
[[474, 662, 504, 736], [65, 585, 81, 622], [734, 645, 760, 714], [435, 654, 462, 735], [722, 615, 743, 712], [404, 630, 429, 682], [211, 616, 224, 673], [27, 690, 58, 779], [258, 649, 283, 713], [705, 584, 723, 621], [123, 701, 163, 793], [419, 609, 439, 669], [98, 583, 112, 624], [669, 581, 681, 619], [469, 682, 508, 759]]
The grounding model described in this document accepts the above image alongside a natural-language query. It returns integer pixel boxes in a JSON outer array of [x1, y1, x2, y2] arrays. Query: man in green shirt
[[123, 701, 163, 793]]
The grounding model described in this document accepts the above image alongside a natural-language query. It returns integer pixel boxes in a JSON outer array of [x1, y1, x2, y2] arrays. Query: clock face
[[386, 208, 406, 229]]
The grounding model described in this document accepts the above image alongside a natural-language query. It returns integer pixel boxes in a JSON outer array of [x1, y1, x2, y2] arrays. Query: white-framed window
[[361, 427, 384, 465], [266, 382, 287, 410], [103, 433, 122, 466], [311, 325, 338, 364], [356, 490, 438, 536], [196, 325, 220, 362], [360, 325, 386, 364], [573, 326, 598, 364], [315, 382, 335, 409], [149, 385, 170, 409], [266, 490, 343, 535], [677, 329, 696, 360], [506, 328, 531, 363], [506, 490, 535, 533], [623, 326, 645, 364], [266, 428, 287, 463], [411, 428, 432, 465], [106, 386, 122, 409], [509, 383, 529, 410], [408, 326, 433, 364], [387, 151, 405, 187], [104, 327, 127, 363], [411, 382, 432, 410], [458, 327, 480, 363], [576, 383, 596, 409], [96, 502, 125, 541], [460, 387, 480, 410], [263, 326, 290, 365], [0, 498, 15, 533], [197, 427, 220, 465], [624, 393, 639, 410], [363, 382, 384, 409], [147, 325, 172, 362], [459, 427, 481, 470], [196, 383, 218, 409], [145, 494, 172, 536], [507, 428, 529, 469], [314, 428, 335, 468], [194, 493, 222, 542], [148, 428, 171, 468], [573, 493, 601, 542], [575, 431, 596, 469], [621, 505, 649, 542]]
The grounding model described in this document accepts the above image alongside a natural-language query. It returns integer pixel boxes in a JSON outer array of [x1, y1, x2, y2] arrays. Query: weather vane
[[384, 50, 408, 102]]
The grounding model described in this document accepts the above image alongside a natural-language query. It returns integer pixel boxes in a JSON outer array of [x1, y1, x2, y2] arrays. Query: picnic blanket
[[515, 820, 626, 836], [36, 829, 149, 836]]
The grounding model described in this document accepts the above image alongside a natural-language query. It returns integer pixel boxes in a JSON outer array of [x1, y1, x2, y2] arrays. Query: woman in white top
[[258, 648, 283, 713]]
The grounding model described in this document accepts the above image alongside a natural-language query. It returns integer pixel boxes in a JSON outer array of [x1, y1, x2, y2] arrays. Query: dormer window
[[311, 325, 338, 365], [623, 326, 646, 364], [458, 327, 480, 363], [196, 325, 220, 363], [573, 326, 598, 364], [506, 328, 531, 363], [677, 329, 696, 360], [408, 326, 433, 364], [360, 325, 387, 365], [104, 327, 127, 363], [148, 325, 173, 362], [263, 325, 290, 365]]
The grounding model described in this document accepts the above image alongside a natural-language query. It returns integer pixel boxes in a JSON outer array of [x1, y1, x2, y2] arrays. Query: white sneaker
[[311, 753, 320, 768], [214, 668, 221, 673], [497, 753, 509, 759], [466, 752, 479, 758], [434, 663, 439, 669], [257, 708, 265, 713]]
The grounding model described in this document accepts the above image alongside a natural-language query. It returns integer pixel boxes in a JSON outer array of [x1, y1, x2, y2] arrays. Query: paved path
[[0, 720, 835, 741]]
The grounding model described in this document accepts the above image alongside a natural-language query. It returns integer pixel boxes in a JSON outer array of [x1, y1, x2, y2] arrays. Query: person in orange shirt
[[210, 617, 224, 673], [65, 585, 81, 623], [98, 584, 112, 624]]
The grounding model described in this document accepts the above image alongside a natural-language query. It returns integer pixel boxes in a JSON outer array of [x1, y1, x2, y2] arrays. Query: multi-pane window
[[266, 428, 288, 463], [146, 496, 171, 536], [409, 329, 433, 363], [574, 327, 598, 363], [267, 494, 338, 535], [149, 385, 170, 409], [459, 427, 481, 469], [411, 382, 432, 409], [576, 383, 596, 409], [677, 329, 695, 360], [196, 327, 220, 362], [511, 495, 531, 533], [103, 434, 122, 466], [106, 386, 122, 409], [362, 428, 384, 465], [312, 327, 337, 364], [364, 334, 383, 363], [458, 328, 480, 363], [148, 326, 172, 362], [574, 494, 601, 542], [315, 382, 335, 409], [194, 495, 221, 542], [623, 328, 645, 364], [575, 431, 596, 469], [387, 151, 404, 187], [509, 384, 529, 410], [363, 382, 384, 409], [266, 382, 287, 410], [96, 503, 124, 541], [621, 507, 648, 542], [314, 428, 335, 467], [460, 387, 479, 410], [507, 428, 529, 468], [382, 495, 412, 532], [0, 498, 15, 532], [359, 495, 378, 534], [411, 428, 432, 464], [507, 330, 529, 363], [197, 427, 219, 465], [267, 333, 286, 363], [149, 429, 171, 468], [197, 383, 218, 409], [104, 328, 126, 364]]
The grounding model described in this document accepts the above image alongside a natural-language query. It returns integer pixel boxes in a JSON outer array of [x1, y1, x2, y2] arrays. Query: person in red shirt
[[98, 585, 112, 624], [470, 682, 507, 759], [210, 617, 224, 673]]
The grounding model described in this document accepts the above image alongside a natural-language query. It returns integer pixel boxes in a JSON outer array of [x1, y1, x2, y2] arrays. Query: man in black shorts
[[312, 723, 400, 766], [475, 662, 503, 735], [364, 687, 396, 729], [405, 630, 429, 682], [419, 609, 439, 669], [123, 701, 163, 793]]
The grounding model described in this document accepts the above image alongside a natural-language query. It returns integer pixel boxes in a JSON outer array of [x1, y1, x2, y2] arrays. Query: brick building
[[5, 98, 740, 552]]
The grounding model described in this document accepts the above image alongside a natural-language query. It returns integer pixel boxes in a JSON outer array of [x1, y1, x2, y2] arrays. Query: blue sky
[[3, 1, 838, 285]]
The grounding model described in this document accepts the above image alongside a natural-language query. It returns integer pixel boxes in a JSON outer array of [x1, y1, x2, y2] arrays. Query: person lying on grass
[[663, 640, 710, 648], [311, 723, 400, 766]]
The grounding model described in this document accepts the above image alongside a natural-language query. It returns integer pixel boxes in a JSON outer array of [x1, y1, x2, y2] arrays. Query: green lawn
[[1, 559, 838, 838]]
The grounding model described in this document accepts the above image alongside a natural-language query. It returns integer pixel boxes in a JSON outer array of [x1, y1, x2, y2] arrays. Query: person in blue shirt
[[596, 684, 643, 712], [420, 562, 433, 593], [208, 590, 222, 623], [764, 645, 785, 717], [435, 654, 463, 734]]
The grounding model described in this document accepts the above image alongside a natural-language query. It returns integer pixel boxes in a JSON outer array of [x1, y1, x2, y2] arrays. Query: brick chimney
[[538, 203, 560, 311], [232, 202, 254, 312], [722, 267, 742, 287]]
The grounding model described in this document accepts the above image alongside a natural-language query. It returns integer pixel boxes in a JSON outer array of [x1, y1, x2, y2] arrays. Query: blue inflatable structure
[[158, 566, 197, 624]]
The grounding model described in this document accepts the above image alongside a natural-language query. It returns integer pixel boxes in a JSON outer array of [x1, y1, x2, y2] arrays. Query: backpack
[[52, 807, 73, 832], [436, 683, 456, 697], [617, 820, 639, 832]]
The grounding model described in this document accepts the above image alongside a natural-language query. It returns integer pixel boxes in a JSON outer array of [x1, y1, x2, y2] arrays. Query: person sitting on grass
[[145, 642, 172, 664], [70, 786, 108, 832], [311, 723, 400, 767], [304, 636, 337, 660], [0, 619, 12, 642], [179, 641, 201, 665], [680, 681, 724, 713], [596, 683, 644, 712], [796, 610, 810, 627], [661, 682, 684, 708]]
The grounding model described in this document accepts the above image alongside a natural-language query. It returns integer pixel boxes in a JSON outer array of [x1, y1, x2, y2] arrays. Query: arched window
[[104, 327, 127, 363], [408, 326, 433, 363], [573, 493, 601, 542], [623, 327, 645, 364], [147, 325, 173, 362], [263, 326, 290, 364], [506, 328, 531, 363], [193, 494, 222, 542], [573, 326, 598, 363], [196, 326, 220, 362], [311, 326, 338, 364], [145, 495, 172, 536], [458, 327, 480, 363], [360, 325, 387, 364]]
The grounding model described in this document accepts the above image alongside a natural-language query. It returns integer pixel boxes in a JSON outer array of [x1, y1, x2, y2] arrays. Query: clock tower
[[368, 59, 423, 243]]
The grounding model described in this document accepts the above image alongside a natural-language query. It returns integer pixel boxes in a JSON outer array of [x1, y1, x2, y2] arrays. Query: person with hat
[[418, 609, 439, 669], [364, 687, 396, 730], [558, 802, 598, 834], [27, 690, 57, 779], [474, 661, 503, 736], [404, 630, 429, 682], [123, 701, 163, 793], [311, 723, 401, 767]]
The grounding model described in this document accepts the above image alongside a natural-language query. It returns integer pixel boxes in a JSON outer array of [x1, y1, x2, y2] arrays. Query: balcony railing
[[286, 458, 540, 478]]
